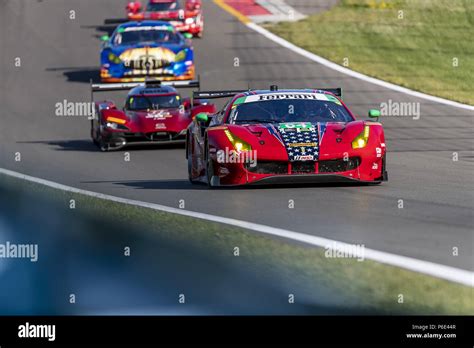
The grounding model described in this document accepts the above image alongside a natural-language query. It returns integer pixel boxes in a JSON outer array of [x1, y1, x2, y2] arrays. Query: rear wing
[[193, 87, 343, 101], [318, 88, 342, 98], [193, 90, 248, 100], [90, 79, 200, 101]]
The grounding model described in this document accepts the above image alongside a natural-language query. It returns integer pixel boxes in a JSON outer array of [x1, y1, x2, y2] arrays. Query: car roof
[[237, 89, 337, 97], [118, 20, 175, 29], [128, 84, 177, 96]]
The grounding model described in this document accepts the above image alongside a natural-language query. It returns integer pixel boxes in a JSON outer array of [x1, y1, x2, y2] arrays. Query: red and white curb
[[250, 0, 306, 23]]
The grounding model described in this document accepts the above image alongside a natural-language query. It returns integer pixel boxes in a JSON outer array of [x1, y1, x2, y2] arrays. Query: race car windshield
[[113, 29, 180, 45], [230, 95, 353, 124], [127, 95, 181, 110], [147, 1, 181, 11]]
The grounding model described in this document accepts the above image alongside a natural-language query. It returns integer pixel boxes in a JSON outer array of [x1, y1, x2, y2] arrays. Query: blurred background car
[[126, 0, 204, 37], [100, 20, 195, 83]]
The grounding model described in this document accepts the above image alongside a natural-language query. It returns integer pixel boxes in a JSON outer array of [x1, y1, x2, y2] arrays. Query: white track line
[[1, 167, 472, 287], [246, 22, 474, 111]]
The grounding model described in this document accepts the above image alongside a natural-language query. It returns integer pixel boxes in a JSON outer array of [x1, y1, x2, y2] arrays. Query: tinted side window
[[210, 101, 230, 126]]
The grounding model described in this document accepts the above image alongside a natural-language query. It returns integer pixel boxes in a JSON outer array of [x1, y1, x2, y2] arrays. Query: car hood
[[110, 42, 186, 56], [125, 109, 189, 133]]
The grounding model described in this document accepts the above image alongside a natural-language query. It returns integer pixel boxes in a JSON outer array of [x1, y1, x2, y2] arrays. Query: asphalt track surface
[[0, 1, 472, 272]]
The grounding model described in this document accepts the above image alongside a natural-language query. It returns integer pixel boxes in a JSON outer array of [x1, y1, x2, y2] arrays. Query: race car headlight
[[106, 122, 119, 129], [108, 52, 122, 64], [352, 125, 370, 149], [106, 122, 129, 130], [224, 129, 252, 152], [106, 117, 128, 130], [175, 50, 187, 62]]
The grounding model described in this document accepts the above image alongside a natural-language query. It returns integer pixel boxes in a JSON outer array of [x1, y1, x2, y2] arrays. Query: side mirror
[[195, 113, 208, 124], [100, 35, 110, 42], [187, 0, 201, 10], [182, 98, 191, 110], [126, 1, 142, 14], [183, 32, 193, 39], [368, 109, 381, 121]]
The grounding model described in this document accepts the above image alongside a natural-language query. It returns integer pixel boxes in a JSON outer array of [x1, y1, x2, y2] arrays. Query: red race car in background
[[90, 79, 215, 151], [186, 86, 388, 186], [127, 0, 204, 38]]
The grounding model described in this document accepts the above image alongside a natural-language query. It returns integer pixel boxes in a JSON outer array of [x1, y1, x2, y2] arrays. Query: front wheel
[[98, 137, 109, 152], [372, 154, 387, 183], [187, 137, 196, 184], [91, 121, 99, 146], [206, 147, 218, 188]]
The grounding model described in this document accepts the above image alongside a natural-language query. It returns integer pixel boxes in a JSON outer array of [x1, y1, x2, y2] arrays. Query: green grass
[[1, 172, 472, 314], [266, 0, 474, 105]]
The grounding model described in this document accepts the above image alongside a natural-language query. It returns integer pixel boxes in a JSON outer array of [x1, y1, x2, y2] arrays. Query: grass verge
[[0, 172, 472, 314], [266, 0, 474, 105]]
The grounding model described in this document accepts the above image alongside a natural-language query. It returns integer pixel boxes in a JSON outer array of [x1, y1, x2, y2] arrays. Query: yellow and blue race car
[[100, 20, 195, 82]]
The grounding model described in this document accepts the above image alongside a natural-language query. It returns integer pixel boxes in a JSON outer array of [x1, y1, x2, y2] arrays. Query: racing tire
[[187, 138, 197, 184], [98, 136, 109, 152], [371, 154, 387, 184], [206, 147, 218, 188], [91, 122, 99, 146]]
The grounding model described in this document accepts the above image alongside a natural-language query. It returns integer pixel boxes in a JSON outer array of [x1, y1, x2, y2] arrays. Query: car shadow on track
[[81, 22, 120, 38], [17, 140, 185, 152], [17, 140, 98, 152], [45, 67, 101, 84], [83, 179, 369, 191], [83, 179, 206, 191]]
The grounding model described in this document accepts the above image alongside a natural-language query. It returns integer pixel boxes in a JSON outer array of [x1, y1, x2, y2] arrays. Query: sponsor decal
[[326, 94, 342, 105], [242, 93, 342, 104], [288, 142, 317, 147], [120, 47, 176, 68], [279, 122, 315, 131], [294, 155, 314, 161], [277, 122, 319, 162], [146, 110, 172, 120], [233, 96, 246, 105], [376, 147, 382, 158]]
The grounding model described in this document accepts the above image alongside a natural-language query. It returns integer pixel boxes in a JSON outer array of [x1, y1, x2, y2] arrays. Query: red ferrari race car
[[126, 0, 204, 37], [90, 80, 216, 151], [186, 87, 388, 186]]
